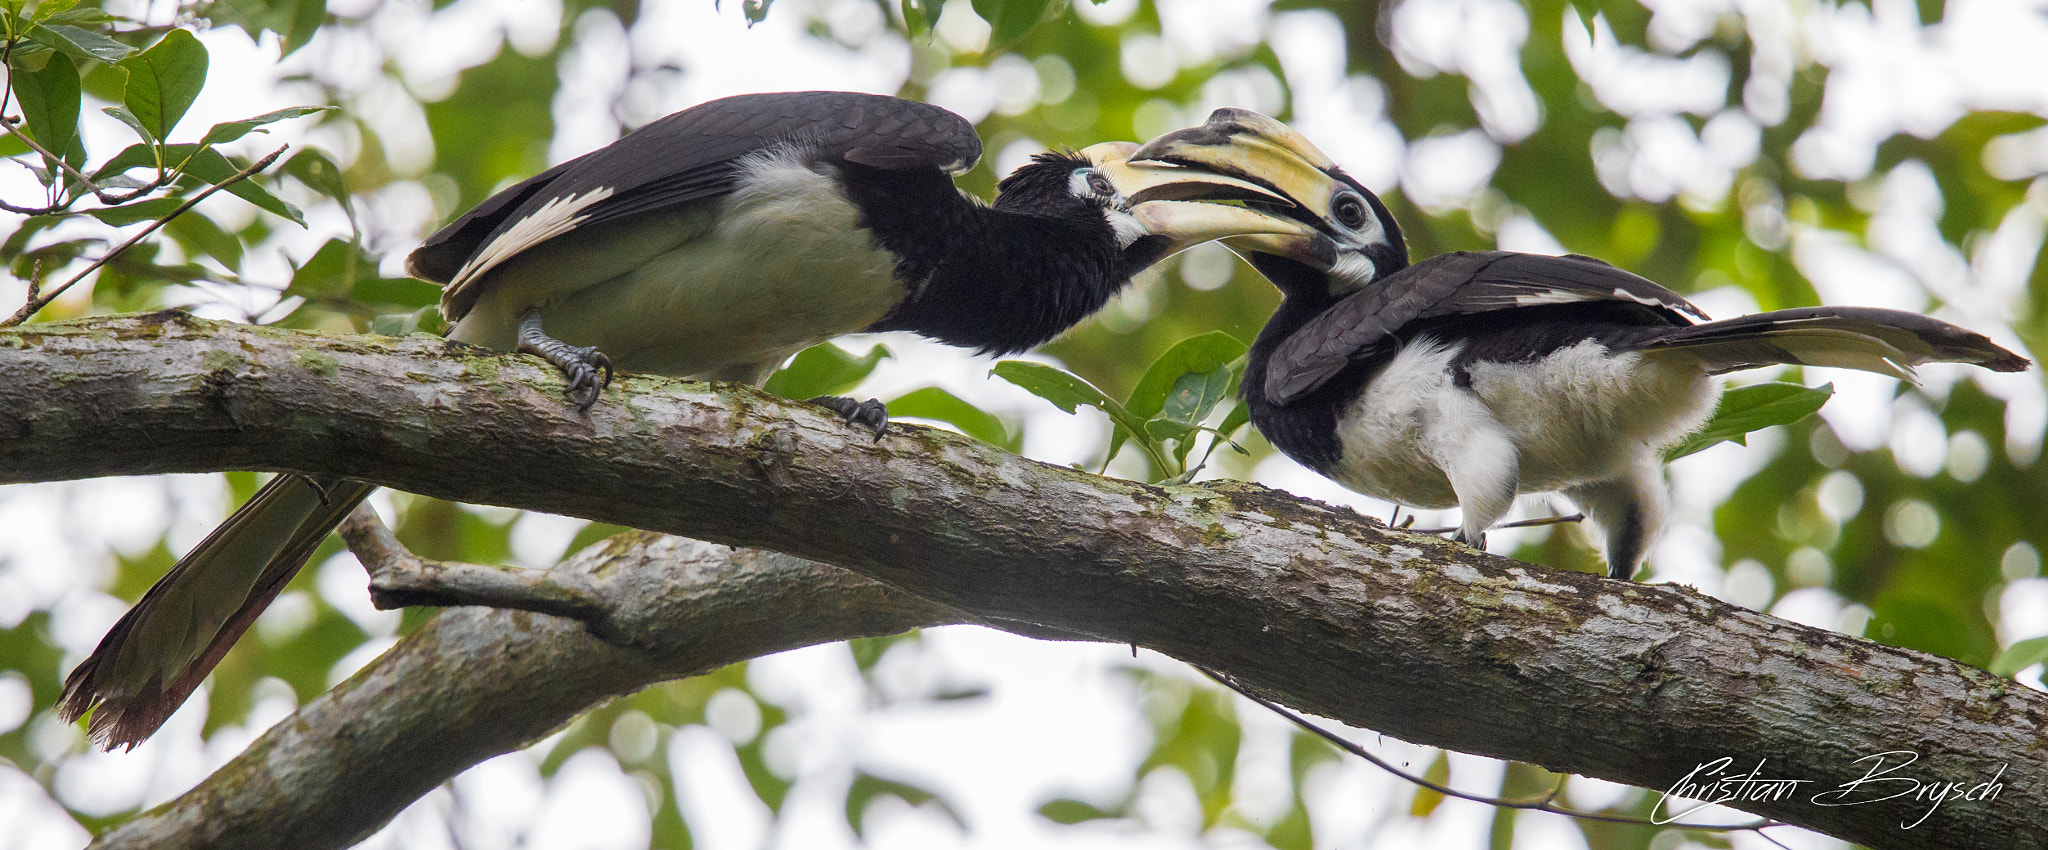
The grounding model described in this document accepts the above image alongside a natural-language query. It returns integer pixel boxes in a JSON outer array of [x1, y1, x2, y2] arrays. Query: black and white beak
[[1131, 109, 1407, 287]]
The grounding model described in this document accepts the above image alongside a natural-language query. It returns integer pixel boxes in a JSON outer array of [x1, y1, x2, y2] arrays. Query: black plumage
[[60, 92, 1319, 749], [1136, 108, 2030, 580]]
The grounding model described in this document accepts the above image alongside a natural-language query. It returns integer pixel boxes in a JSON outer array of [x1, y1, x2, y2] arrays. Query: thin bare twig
[[3, 144, 286, 327], [1406, 512, 1587, 536], [1195, 665, 1786, 834], [0, 115, 128, 209]]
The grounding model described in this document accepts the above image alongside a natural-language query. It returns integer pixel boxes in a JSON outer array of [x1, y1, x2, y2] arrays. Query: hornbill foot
[[809, 395, 888, 441], [517, 311, 613, 412], [1454, 528, 1486, 552]]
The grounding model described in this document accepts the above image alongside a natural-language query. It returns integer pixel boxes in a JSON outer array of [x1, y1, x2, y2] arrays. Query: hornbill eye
[[1085, 169, 1116, 198], [1334, 193, 1368, 230]]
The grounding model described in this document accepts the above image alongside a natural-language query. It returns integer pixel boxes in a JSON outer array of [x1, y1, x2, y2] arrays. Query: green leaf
[[90, 141, 162, 178], [117, 28, 209, 142], [42, 6, 117, 28], [165, 207, 243, 269], [28, 22, 135, 63], [1038, 797, 1122, 825], [1121, 332, 1248, 469], [370, 307, 446, 337], [989, 360, 1107, 415], [284, 238, 380, 300], [349, 275, 443, 311], [98, 142, 303, 225], [1126, 331, 1248, 420], [1665, 382, 1834, 461], [900, 0, 938, 37], [762, 342, 891, 400], [1990, 636, 2048, 677], [31, 0, 80, 19], [1160, 367, 1235, 429], [284, 0, 327, 55], [282, 148, 348, 200], [84, 196, 181, 225], [1145, 417, 1197, 443], [11, 49, 81, 163], [991, 360, 1147, 429], [1176, 401, 1253, 472], [971, 0, 1050, 49], [1214, 401, 1251, 445], [845, 772, 963, 837], [197, 106, 331, 147], [206, 0, 292, 43], [887, 386, 1017, 451], [994, 360, 1176, 473], [1408, 751, 1451, 818], [102, 105, 153, 144], [186, 148, 303, 225]]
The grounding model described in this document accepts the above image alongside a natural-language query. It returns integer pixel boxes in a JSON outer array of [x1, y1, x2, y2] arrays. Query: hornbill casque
[[1132, 108, 2031, 580], [60, 91, 1323, 749]]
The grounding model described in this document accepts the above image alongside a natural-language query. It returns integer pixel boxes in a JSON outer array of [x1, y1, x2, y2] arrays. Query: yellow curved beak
[[1127, 109, 1354, 265], [1079, 141, 1324, 255]]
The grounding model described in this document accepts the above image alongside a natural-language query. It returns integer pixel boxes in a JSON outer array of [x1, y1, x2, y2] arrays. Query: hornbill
[[1133, 108, 2031, 580], [60, 91, 1322, 749]]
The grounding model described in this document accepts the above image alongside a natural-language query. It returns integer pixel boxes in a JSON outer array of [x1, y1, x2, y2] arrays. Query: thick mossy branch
[[7, 313, 2044, 850]]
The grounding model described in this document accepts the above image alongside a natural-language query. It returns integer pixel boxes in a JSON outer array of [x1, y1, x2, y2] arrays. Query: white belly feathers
[[1327, 337, 1721, 508], [447, 148, 903, 382]]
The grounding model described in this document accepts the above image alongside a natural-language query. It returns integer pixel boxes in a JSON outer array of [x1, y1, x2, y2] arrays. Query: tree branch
[[7, 313, 2043, 849], [92, 529, 954, 849]]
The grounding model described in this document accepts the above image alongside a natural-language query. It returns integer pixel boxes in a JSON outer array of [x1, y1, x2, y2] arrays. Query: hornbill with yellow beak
[[59, 91, 1322, 749], [1134, 108, 2030, 580]]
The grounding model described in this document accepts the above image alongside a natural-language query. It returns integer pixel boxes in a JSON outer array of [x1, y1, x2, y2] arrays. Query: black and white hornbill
[[59, 91, 1323, 749], [1133, 108, 2031, 580]]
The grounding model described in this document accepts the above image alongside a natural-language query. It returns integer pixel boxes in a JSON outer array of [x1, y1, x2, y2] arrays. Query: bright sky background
[[3, 0, 2046, 847]]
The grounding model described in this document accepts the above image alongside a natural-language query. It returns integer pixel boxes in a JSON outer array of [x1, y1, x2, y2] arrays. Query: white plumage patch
[[1103, 208, 1148, 248], [446, 188, 615, 297], [1513, 290, 1597, 307], [1326, 337, 1720, 528], [1612, 287, 1684, 311], [1328, 251, 1380, 291]]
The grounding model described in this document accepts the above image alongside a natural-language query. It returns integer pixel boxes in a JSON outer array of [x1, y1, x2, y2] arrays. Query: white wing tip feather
[[446, 188, 617, 293]]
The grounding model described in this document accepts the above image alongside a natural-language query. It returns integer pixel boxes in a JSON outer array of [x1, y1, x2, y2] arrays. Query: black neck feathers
[[1240, 254, 1362, 473], [851, 156, 1141, 355]]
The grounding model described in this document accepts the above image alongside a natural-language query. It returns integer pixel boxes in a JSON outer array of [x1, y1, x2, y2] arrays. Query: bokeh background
[[2, 0, 2045, 847]]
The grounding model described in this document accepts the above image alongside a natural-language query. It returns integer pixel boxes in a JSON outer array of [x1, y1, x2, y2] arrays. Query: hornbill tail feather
[[1640, 306, 2030, 379], [59, 476, 376, 750]]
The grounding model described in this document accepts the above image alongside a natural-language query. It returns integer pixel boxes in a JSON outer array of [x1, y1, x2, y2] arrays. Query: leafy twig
[[0, 115, 157, 210], [3, 145, 287, 327]]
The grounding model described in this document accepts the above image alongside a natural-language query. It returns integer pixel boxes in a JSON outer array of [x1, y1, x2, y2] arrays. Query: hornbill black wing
[[408, 91, 982, 319], [1262, 251, 1711, 406]]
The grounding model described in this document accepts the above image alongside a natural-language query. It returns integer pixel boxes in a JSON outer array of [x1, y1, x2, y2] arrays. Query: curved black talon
[[559, 349, 614, 412], [809, 395, 889, 441], [517, 310, 614, 412]]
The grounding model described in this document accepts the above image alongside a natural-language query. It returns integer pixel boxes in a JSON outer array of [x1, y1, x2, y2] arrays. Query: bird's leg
[[809, 396, 889, 441], [517, 310, 613, 412], [1428, 393, 1519, 554], [1564, 462, 1664, 581]]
